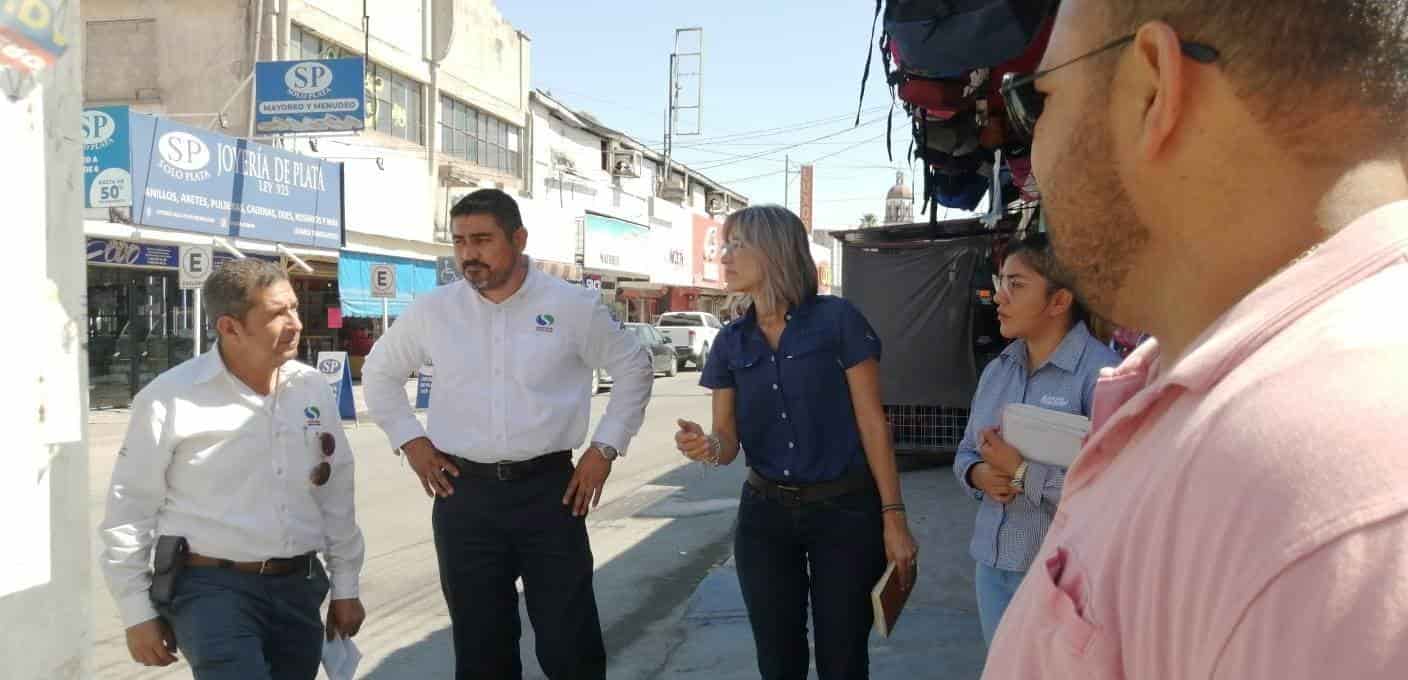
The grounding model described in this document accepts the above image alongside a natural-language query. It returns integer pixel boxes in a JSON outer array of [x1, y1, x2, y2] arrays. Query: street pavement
[[85, 372, 988, 679]]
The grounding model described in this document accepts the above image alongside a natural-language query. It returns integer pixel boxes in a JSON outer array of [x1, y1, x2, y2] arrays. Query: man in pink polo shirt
[[985, 0, 1408, 678]]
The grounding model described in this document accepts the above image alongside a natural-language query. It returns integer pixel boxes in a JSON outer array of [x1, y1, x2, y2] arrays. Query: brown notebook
[[871, 561, 914, 637]]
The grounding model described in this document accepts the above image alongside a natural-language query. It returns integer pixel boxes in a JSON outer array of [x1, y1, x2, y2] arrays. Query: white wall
[[649, 198, 692, 286], [83, 0, 252, 130], [0, 5, 92, 677]]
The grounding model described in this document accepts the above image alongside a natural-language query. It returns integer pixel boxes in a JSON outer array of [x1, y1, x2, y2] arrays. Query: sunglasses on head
[[1000, 34, 1220, 142], [310, 431, 336, 487]]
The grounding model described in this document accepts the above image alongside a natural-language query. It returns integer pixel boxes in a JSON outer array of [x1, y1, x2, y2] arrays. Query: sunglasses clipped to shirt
[[310, 431, 337, 487], [1000, 34, 1220, 142]]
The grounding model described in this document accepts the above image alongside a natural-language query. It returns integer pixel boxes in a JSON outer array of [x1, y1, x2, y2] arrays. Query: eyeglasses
[[1000, 34, 1220, 142], [309, 431, 336, 487]]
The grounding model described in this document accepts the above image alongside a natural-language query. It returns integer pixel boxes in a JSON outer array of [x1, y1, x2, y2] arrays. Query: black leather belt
[[186, 551, 317, 576], [746, 466, 876, 507], [449, 450, 571, 481]]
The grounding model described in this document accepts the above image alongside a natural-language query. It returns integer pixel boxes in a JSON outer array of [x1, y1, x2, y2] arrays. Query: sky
[[498, 0, 942, 230]]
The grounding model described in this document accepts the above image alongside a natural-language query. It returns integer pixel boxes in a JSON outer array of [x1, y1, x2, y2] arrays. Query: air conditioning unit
[[439, 163, 478, 188], [610, 150, 642, 178], [658, 176, 686, 202], [706, 192, 727, 215], [551, 150, 577, 175]]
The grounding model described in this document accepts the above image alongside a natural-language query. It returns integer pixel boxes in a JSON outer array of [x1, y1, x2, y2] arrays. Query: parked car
[[594, 323, 679, 394], [655, 311, 723, 371]]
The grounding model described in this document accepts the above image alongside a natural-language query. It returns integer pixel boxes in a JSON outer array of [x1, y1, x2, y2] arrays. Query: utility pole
[[663, 28, 703, 198], [784, 155, 790, 210]]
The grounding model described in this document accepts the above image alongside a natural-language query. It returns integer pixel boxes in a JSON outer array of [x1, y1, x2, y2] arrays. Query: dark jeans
[[734, 480, 887, 680], [158, 563, 328, 680], [432, 456, 605, 680]]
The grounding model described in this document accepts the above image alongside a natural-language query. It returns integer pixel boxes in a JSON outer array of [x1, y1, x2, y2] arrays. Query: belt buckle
[[776, 484, 803, 506], [496, 461, 512, 481]]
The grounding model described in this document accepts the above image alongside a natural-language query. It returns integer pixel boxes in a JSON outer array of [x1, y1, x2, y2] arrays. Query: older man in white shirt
[[100, 259, 366, 680], [363, 188, 653, 680]]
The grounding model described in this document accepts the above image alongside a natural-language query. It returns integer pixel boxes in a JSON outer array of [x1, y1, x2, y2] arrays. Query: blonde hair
[[723, 205, 818, 317]]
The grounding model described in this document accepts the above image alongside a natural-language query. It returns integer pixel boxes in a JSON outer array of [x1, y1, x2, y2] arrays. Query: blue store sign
[[254, 58, 365, 134], [128, 113, 344, 249], [86, 238, 275, 270], [83, 106, 132, 208]]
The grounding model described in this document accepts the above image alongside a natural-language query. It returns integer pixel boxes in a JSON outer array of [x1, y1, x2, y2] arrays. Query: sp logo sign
[[82, 109, 117, 147], [158, 131, 210, 171], [285, 61, 334, 98], [319, 358, 342, 374]]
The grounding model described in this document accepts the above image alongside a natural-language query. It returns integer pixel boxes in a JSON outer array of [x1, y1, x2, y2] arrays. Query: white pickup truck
[[656, 311, 724, 372]]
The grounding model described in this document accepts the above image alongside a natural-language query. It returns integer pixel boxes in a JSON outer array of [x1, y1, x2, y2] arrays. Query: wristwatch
[[1009, 461, 1029, 492], [591, 441, 620, 462]]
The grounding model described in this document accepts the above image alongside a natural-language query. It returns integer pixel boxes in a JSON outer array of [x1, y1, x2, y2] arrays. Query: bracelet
[[881, 503, 906, 514], [703, 434, 723, 467]]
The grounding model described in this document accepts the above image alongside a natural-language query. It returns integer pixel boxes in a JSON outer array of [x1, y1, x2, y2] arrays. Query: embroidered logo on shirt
[[305, 405, 322, 427], [1039, 395, 1070, 408], [535, 314, 556, 333]]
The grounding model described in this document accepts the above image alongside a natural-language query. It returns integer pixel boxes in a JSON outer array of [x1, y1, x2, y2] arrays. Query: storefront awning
[[338, 249, 438, 318]]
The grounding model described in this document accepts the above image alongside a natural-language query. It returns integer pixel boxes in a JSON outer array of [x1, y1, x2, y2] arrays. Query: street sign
[[436, 256, 462, 286], [254, 57, 366, 134], [178, 245, 214, 290], [370, 264, 397, 298]]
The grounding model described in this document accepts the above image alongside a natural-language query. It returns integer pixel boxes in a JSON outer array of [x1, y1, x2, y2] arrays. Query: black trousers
[[734, 481, 887, 680], [432, 456, 605, 680]]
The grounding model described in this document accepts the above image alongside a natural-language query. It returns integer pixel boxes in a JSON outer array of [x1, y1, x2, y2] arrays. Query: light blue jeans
[[975, 562, 1027, 646]]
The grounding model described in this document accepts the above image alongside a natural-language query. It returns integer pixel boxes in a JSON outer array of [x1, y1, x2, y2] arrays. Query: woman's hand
[[883, 512, 919, 591], [674, 419, 714, 462], [978, 427, 1023, 477]]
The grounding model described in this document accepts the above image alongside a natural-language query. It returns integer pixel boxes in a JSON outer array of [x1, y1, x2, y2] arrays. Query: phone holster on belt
[[150, 535, 190, 607]]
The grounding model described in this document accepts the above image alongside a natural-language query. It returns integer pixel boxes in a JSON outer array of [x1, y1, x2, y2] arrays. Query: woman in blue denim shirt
[[953, 233, 1122, 646], [674, 205, 918, 680]]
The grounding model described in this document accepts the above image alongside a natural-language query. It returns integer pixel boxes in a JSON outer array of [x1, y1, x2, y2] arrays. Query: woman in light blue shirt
[[952, 233, 1122, 646]]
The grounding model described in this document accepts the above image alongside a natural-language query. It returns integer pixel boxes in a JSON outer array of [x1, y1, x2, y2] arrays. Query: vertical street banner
[[82, 106, 132, 208]]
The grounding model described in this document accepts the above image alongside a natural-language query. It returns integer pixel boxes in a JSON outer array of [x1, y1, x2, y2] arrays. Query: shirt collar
[[998, 321, 1093, 374], [468, 256, 538, 307], [192, 344, 229, 385], [738, 294, 820, 330], [192, 342, 294, 390]]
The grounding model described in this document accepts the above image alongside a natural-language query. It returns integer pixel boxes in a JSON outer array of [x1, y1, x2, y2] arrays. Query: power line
[[639, 106, 886, 146], [716, 131, 888, 184], [691, 116, 887, 172]]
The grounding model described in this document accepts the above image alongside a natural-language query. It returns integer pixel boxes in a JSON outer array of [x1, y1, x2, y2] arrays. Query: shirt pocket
[[782, 331, 847, 395], [1024, 546, 1122, 678]]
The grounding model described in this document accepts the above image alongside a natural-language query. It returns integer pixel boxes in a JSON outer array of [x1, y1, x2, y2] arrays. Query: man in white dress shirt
[[363, 189, 653, 680], [100, 259, 366, 679]]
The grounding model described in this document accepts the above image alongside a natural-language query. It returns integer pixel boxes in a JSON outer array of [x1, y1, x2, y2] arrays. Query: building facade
[[525, 90, 746, 324], [81, 0, 533, 405]]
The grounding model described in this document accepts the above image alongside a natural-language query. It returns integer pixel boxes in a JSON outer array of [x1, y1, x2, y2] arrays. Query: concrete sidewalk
[[649, 465, 989, 679]]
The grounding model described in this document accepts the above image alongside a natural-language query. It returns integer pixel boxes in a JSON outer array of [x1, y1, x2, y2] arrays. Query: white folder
[[1001, 403, 1092, 468]]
